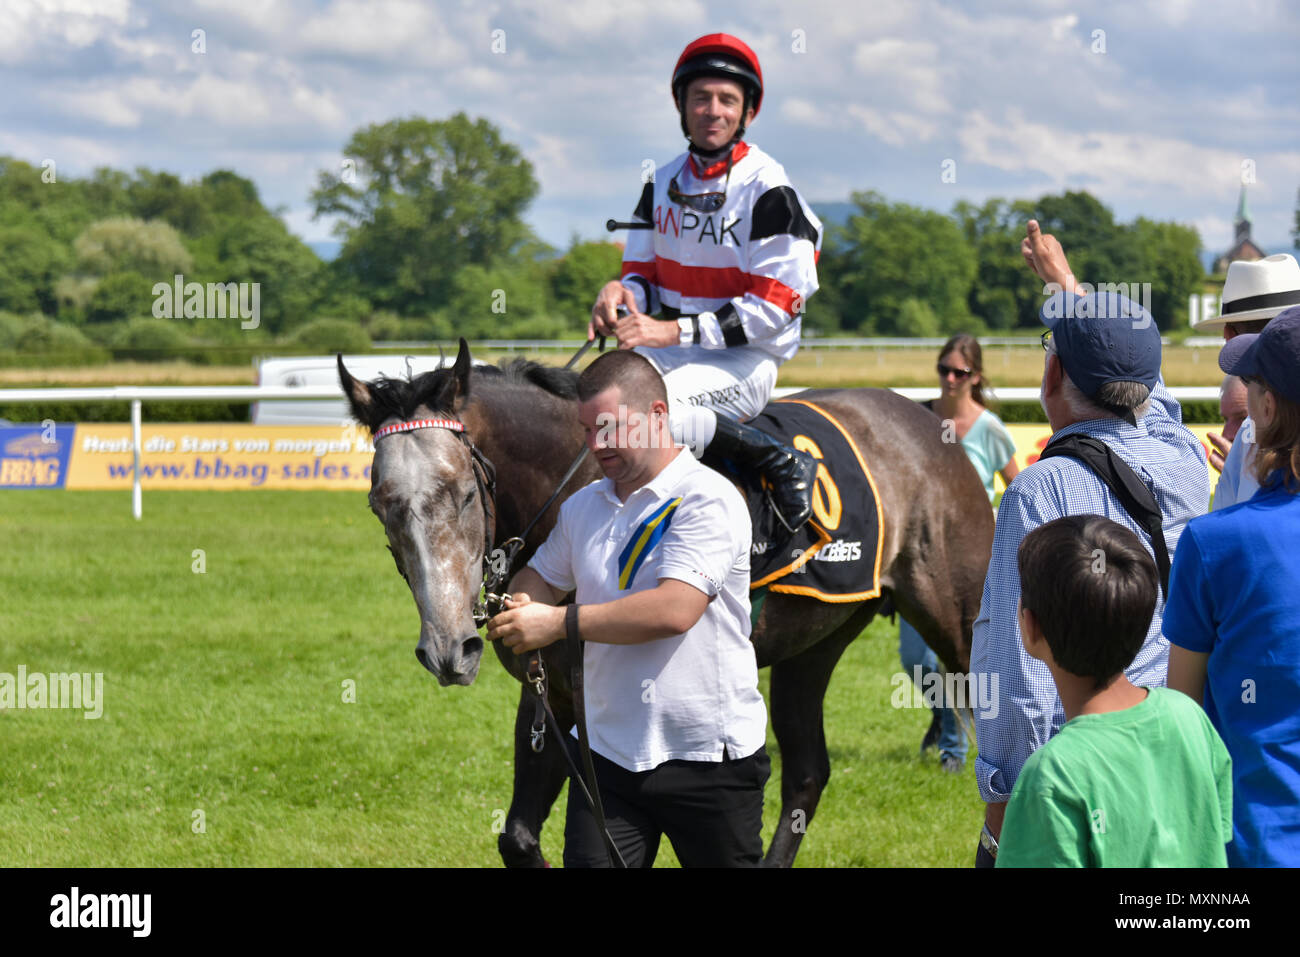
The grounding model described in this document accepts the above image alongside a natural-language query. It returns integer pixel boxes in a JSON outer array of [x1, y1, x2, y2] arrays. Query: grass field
[[0, 343, 1227, 390], [1, 490, 981, 867]]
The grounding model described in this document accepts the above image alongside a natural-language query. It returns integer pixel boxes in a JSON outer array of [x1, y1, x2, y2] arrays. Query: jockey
[[590, 33, 822, 532]]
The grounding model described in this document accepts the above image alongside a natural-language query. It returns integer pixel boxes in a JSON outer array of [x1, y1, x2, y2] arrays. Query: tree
[[192, 214, 323, 335], [549, 240, 623, 322], [1129, 218, 1203, 330], [84, 271, 153, 324], [1024, 191, 1141, 297], [829, 190, 976, 334], [126, 169, 210, 236], [310, 114, 541, 315], [72, 217, 193, 278], [952, 198, 1042, 330], [0, 227, 70, 314]]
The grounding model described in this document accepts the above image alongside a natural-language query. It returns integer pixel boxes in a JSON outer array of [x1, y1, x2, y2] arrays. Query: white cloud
[[297, 0, 464, 66], [781, 96, 833, 128], [42, 87, 143, 128], [1048, 13, 1079, 41], [1192, 214, 1233, 251], [956, 108, 1276, 197], [38, 68, 347, 135], [0, 0, 131, 64], [847, 105, 939, 148], [850, 37, 949, 116]]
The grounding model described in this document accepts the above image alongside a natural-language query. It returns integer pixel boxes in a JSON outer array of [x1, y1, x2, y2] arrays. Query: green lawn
[[0, 490, 982, 867]]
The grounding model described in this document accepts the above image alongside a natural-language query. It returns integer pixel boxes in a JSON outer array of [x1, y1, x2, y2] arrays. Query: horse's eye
[[461, 488, 476, 511]]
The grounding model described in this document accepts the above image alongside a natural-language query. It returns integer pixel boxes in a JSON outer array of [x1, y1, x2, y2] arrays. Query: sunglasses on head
[[668, 156, 732, 213], [937, 363, 973, 379]]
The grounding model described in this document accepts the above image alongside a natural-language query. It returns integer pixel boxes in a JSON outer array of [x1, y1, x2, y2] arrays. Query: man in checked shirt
[[971, 221, 1209, 867]]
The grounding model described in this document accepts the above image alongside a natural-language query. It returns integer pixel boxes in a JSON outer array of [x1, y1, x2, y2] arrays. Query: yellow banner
[[58, 421, 1225, 493], [995, 424, 1218, 495], [65, 424, 375, 490]]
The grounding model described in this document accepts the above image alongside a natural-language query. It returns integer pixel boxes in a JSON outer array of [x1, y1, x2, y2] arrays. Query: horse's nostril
[[462, 636, 483, 659], [415, 647, 435, 673]]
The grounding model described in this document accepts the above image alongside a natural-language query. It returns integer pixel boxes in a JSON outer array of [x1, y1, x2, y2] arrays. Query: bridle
[[373, 417, 505, 625], [371, 338, 607, 629]]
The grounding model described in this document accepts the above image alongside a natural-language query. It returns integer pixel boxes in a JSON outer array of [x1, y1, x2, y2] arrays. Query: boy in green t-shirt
[[996, 515, 1233, 868]]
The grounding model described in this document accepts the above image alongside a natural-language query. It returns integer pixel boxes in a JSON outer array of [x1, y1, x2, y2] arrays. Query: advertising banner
[[0, 422, 1225, 493], [0, 424, 76, 488], [60, 424, 375, 490]]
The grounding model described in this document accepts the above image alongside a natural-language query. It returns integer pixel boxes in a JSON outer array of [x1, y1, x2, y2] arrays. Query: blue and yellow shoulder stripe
[[617, 497, 683, 590]]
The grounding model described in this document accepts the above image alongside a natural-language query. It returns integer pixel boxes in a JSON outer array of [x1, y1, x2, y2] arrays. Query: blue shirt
[[972, 378, 1210, 804], [1163, 472, 1300, 867]]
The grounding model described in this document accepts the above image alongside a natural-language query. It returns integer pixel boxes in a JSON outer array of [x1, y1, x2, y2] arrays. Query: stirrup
[[766, 485, 806, 534]]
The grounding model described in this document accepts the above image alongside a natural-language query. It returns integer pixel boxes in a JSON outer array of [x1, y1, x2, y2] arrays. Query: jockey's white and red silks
[[620, 141, 823, 366]]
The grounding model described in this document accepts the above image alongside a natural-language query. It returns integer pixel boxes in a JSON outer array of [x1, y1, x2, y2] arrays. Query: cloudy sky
[[4, 0, 1297, 258]]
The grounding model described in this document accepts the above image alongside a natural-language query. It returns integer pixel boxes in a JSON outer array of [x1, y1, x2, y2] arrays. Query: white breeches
[[635, 345, 779, 457]]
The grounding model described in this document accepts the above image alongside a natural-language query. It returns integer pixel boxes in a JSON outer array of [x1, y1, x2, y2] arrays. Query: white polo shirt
[[528, 446, 767, 772]]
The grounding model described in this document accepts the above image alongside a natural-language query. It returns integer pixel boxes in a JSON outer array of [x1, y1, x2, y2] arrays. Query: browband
[[373, 418, 465, 440]]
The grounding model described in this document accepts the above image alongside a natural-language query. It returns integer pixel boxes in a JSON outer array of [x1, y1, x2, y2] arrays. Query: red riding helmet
[[671, 34, 763, 140]]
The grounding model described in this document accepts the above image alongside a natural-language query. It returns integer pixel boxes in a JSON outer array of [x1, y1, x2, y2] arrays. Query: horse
[[338, 339, 993, 867]]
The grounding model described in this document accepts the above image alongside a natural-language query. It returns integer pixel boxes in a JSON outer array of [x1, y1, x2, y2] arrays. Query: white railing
[[0, 383, 1222, 520], [375, 336, 1227, 351]]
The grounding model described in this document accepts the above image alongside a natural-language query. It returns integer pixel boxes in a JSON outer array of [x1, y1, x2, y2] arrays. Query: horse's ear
[[337, 355, 373, 426], [450, 337, 472, 404]]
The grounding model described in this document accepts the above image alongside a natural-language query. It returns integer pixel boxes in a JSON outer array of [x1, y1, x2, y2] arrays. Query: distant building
[[1214, 184, 1267, 273]]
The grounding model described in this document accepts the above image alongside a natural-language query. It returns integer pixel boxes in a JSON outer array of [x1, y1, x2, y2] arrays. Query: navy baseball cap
[[1218, 305, 1300, 405], [1040, 291, 1162, 398]]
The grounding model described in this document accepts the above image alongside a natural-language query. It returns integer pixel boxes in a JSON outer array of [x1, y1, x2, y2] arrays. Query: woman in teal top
[[923, 334, 1020, 503], [903, 334, 1019, 770]]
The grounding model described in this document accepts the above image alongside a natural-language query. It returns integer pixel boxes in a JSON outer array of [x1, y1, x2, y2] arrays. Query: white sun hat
[[1195, 253, 1300, 330]]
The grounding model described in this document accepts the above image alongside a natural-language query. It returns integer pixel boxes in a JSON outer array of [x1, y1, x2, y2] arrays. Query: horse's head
[[339, 339, 491, 687]]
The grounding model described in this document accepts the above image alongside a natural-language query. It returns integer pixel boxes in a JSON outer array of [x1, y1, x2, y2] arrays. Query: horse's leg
[[763, 601, 880, 868], [499, 682, 573, 868]]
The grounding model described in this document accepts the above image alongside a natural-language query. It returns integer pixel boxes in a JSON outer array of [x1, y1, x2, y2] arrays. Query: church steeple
[[1214, 183, 1266, 274], [1234, 184, 1252, 245]]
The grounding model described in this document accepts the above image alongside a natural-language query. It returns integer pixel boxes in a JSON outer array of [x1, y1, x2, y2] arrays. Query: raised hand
[[1022, 220, 1082, 296]]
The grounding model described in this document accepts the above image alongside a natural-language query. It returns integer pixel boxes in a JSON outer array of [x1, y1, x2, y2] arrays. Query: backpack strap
[[1038, 432, 1171, 596]]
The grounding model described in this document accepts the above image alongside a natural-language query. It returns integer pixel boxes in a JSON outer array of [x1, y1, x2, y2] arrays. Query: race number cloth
[[727, 398, 884, 603]]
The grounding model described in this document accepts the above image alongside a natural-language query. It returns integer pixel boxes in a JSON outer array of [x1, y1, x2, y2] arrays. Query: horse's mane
[[359, 358, 578, 433]]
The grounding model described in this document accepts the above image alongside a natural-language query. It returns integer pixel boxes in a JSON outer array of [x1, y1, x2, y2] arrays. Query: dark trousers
[[563, 740, 771, 868]]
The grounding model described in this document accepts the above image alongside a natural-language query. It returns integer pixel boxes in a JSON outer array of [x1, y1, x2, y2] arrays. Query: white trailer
[[252, 354, 460, 425]]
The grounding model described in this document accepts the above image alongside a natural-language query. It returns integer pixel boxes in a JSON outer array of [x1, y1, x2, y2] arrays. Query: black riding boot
[[707, 415, 818, 532]]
